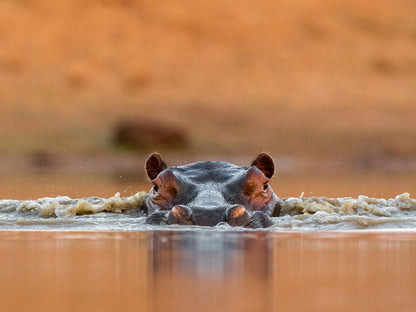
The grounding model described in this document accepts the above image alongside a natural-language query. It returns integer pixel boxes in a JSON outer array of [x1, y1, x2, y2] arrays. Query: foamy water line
[[0, 192, 415, 231]]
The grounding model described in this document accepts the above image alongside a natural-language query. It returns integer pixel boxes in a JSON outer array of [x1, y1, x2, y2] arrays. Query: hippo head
[[143, 153, 280, 228]]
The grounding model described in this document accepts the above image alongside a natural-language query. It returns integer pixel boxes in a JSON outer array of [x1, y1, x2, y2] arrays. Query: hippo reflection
[[144, 153, 280, 228]]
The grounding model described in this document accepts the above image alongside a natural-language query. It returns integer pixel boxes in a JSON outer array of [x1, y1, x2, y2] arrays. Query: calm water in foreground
[[0, 230, 415, 312]]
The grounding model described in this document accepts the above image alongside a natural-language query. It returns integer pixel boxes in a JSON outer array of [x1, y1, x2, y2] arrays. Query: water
[[0, 192, 415, 231], [1, 193, 416, 311], [0, 230, 415, 312]]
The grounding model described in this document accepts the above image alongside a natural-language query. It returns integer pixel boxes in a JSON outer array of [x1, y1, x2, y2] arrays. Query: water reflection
[[148, 231, 272, 311], [270, 232, 416, 312], [0, 231, 415, 312]]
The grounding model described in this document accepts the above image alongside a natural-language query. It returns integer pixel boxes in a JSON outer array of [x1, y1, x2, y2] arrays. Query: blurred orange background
[[0, 0, 415, 199]]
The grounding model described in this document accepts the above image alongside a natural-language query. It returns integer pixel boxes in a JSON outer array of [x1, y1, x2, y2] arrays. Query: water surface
[[0, 231, 415, 312], [1, 192, 415, 231], [1, 191, 416, 311]]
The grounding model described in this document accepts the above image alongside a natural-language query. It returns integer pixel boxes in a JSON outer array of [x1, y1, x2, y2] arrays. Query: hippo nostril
[[226, 205, 250, 227], [168, 205, 193, 225], [229, 205, 246, 218], [171, 206, 190, 218]]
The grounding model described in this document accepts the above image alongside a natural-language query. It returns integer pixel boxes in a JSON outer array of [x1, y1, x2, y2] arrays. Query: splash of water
[[0, 192, 415, 231]]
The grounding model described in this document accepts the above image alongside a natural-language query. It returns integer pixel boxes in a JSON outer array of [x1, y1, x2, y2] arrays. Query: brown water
[[1, 231, 415, 312]]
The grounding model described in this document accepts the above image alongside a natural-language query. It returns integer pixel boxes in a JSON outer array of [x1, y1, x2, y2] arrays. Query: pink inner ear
[[251, 153, 274, 178], [146, 153, 168, 180]]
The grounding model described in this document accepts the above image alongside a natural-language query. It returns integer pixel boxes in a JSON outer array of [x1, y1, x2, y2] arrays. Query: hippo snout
[[167, 205, 250, 227]]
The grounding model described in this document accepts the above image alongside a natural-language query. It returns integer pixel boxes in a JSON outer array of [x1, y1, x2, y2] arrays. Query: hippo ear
[[146, 153, 168, 180], [251, 153, 274, 178]]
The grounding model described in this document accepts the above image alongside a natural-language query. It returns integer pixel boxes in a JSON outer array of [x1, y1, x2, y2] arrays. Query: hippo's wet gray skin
[[144, 153, 280, 228]]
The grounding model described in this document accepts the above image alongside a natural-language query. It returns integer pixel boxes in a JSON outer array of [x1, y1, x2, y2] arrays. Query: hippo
[[143, 153, 281, 228]]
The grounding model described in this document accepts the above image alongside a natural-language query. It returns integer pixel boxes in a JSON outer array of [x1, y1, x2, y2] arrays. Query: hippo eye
[[263, 182, 269, 191], [153, 184, 159, 192]]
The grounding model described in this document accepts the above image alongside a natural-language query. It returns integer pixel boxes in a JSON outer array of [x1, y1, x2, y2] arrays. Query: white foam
[[0, 192, 415, 231]]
